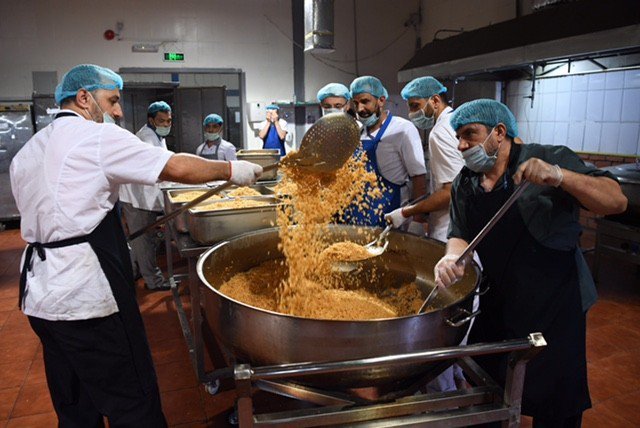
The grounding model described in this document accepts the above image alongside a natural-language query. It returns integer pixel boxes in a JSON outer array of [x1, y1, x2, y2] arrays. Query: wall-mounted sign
[[164, 52, 185, 62]]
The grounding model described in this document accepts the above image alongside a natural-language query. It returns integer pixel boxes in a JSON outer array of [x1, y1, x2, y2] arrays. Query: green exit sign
[[164, 52, 184, 62]]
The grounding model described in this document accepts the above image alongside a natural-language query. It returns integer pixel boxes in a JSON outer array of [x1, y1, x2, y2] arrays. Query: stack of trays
[[236, 149, 280, 181]]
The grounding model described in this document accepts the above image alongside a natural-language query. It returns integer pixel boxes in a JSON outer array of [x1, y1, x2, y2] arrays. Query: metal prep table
[[163, 219, 223, 394]]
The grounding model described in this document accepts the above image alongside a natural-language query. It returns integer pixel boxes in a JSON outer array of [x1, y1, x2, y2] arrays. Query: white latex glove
[[513, 158, 563, 187], [434, 254, 466, 288], [384, 207, 410, 228], [229, 161, 263, 186]]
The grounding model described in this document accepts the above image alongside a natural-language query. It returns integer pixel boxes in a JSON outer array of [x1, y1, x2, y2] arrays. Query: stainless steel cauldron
[[197, 225, 481, 392]]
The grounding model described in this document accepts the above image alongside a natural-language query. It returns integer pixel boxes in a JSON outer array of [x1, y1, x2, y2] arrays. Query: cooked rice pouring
[[218, 115, 424, 320]]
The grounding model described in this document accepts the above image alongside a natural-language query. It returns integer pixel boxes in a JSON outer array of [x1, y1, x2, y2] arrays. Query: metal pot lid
[[602, 163, 640, 185]]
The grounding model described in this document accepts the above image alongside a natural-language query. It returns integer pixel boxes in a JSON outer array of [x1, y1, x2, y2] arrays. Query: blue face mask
[[357, 111, 379, 128], [87, 92, 116, 124], [462, 127, 498, 173], [408, 108, 435, 130], [155, 126, 171, 137]]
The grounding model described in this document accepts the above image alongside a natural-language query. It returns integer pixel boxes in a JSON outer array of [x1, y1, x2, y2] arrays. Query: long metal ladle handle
[[127, 163, 279, 242], [417, 180, 530, 315], [374, 193, 430, 246], [456, 180, 530, 264]]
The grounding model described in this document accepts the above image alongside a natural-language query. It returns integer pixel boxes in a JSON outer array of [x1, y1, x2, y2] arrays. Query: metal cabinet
[[175, 87, 226, 154], [0, 105, 34, 221]]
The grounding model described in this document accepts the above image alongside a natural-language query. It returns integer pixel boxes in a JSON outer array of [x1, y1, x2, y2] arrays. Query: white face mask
[[408, 108, 435, 130], [322, 107, 342, 116], [204, 132, 221, 141], [155, 126, 171, 137], [86, 92, 115, 124], [462, 127, 499, 173]]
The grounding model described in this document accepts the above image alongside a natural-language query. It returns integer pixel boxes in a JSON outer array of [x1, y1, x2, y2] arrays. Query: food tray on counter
[[187, 196, 282, 244], [164, 185, 275, 233]]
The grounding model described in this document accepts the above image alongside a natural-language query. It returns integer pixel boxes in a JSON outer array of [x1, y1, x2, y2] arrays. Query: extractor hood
[[398, 0, 640, 82]]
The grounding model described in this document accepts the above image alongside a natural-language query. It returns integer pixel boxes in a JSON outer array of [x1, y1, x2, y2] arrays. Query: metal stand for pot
[[231, 333, 546, 428]]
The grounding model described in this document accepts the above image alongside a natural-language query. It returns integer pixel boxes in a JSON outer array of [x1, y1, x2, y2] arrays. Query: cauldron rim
[[196, 226, 481, 323]]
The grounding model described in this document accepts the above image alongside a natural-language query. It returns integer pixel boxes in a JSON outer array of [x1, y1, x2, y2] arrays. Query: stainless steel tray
[[187, 196, 281, 244], [236, 149, 280, 181], [164, 187, 222, 233], [223, 184, 275, 197]]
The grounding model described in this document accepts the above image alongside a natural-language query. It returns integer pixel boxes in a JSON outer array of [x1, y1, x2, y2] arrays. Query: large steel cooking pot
[[197, 225, 481, 392], [602, 163, 640, 220]]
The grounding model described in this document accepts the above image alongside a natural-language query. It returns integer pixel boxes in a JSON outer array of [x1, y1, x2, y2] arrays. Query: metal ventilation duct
[[304, 0, 335, 53], [532, 0, 572, 11]]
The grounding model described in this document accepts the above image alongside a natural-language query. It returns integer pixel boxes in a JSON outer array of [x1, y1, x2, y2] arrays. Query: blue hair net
[[401, 77, 447, 100], [266, 104, 279, 111], [450, 99, 519, 138], [203, 113, 224, 126], [317, 83, 351, 102], [350, 76, 388, 99], [147, 101, 172, 116], [54, 64, 123, 105]]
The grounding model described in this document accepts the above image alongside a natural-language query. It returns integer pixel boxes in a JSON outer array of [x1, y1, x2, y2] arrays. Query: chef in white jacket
[[120, 101, 172, 291], [10, 64, 262, 427], [195, 113, 237, 161]]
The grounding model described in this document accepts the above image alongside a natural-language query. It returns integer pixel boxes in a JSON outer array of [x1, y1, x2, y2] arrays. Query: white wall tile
[[519, 80, 532, 96], [603, 90, 623, 122], [540, 122, 555, 145], [555, 92, 571, 118], [518, 97, 532, 121], [600, 123, 620, 154], [529, 122, 542, 144], [569, 91, 587, 122], [586, 90, 604, 122], [540, 94, 556, 122], [605, 71, 625, 90], [553, 122, 569, 146], [621, 89, 640, 122], [518, 121, 531, 142], [583, 122, 601, 152], [522, 97, 539, 123], [618, 123, 640, 155], [543, 78, 558, 94], [624, 69, 640, 89], [588, 73, 606, 91], [556, 76, 572, 93], [572, 75, 589, 91], [568, 122, 584, 152]]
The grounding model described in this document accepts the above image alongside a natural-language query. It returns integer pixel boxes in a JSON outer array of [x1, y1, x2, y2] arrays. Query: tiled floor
[[0, 226, 638, 427]]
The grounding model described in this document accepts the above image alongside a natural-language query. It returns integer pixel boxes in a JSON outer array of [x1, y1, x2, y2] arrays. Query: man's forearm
[[274, 121, 287, 140], [258, 122, 271, 140], [159, 153, 231, 184], [411, 174, 427, 200], [403, 186, 450, 217], [560, 171, 627, 215], [446, 237, 469, 257]]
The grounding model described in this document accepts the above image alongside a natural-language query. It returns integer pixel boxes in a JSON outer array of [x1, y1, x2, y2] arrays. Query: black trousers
[[29, 314, 167, 428]]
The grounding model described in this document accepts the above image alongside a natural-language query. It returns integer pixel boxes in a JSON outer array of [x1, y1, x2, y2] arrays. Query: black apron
[[466, 146, 590, 420], [19, 207, 158, 394], [197, 141, 220, 160]]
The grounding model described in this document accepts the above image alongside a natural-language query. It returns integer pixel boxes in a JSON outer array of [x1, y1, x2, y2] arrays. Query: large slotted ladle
[[128, 112, 360, 241], [416, 181, 531, 314], [331, 193, 430, 273]]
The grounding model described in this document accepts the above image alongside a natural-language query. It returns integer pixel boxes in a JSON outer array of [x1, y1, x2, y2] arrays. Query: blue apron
[[263, 124, 286, 157], [343, 114, 402, 227]]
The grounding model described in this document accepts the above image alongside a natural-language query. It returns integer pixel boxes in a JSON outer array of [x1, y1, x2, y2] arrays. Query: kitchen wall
[[0, 0, 421, 148], [505, 70, 640, 156]]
